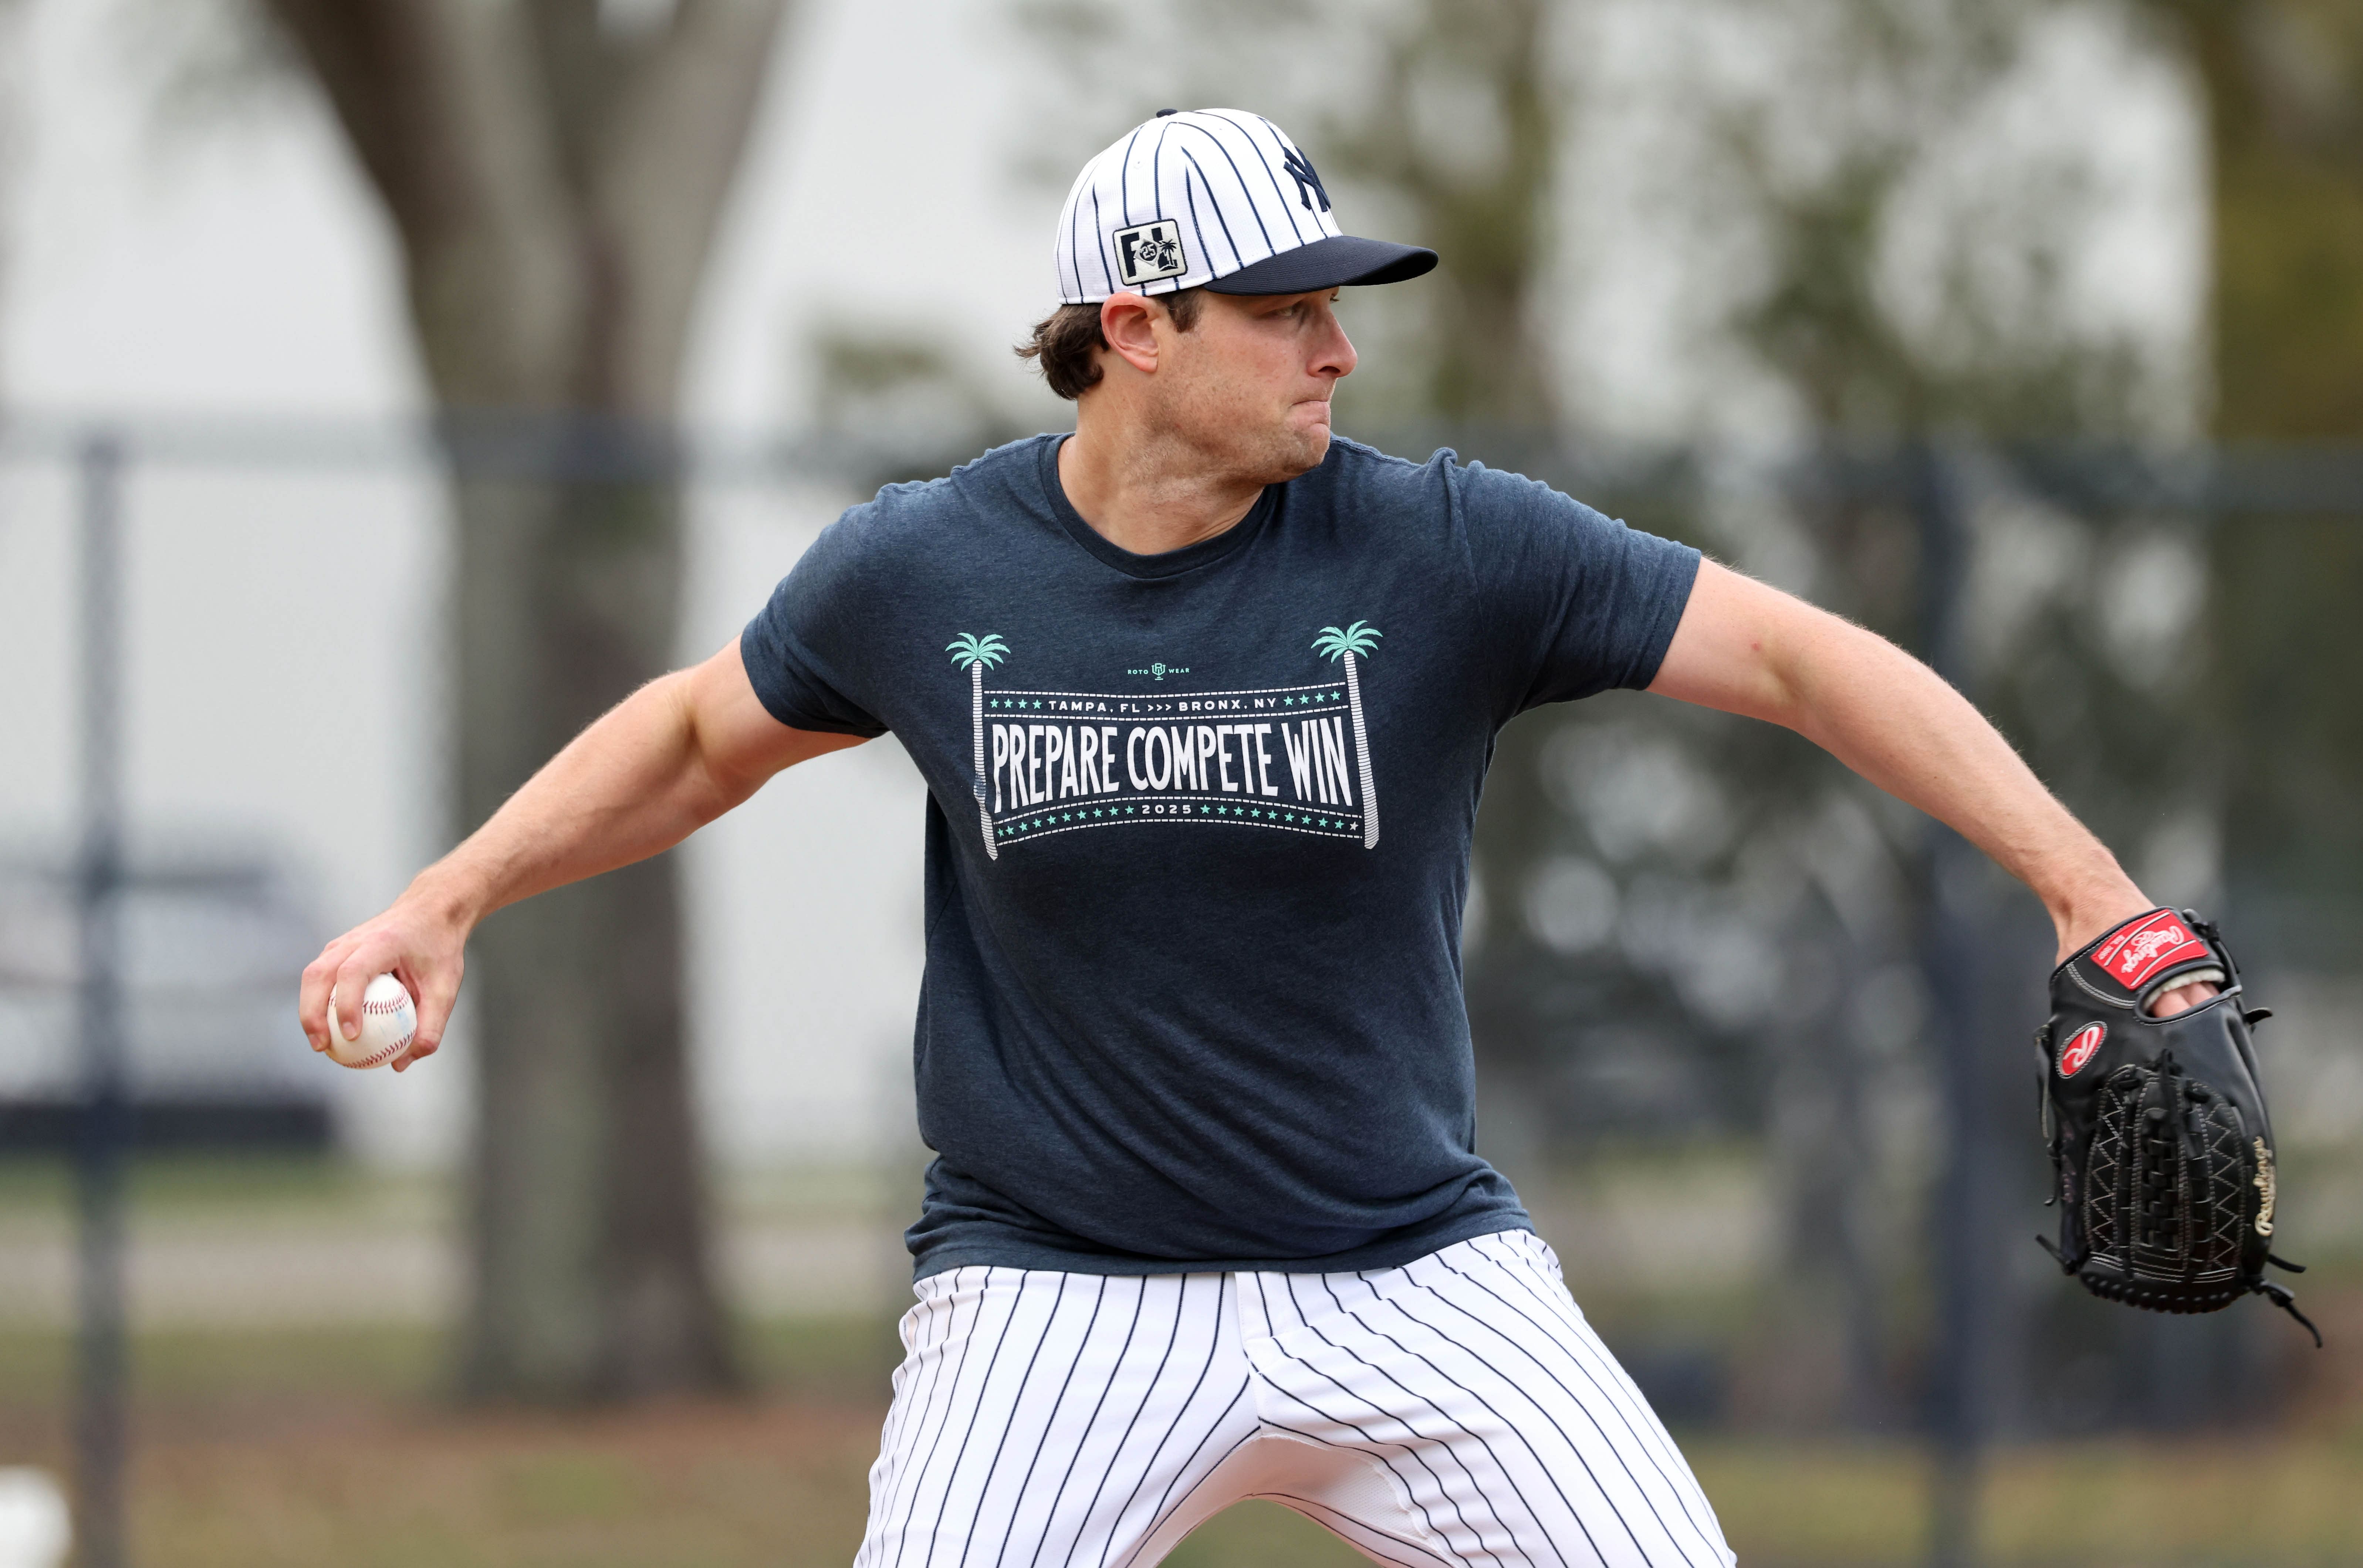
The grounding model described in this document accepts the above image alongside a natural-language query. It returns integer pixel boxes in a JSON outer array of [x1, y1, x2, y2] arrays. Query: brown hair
[[1017, 289, 1206, 400]]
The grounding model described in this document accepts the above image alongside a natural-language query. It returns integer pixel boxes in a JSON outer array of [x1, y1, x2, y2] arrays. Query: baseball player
[[301, 110, 2213, 1567]]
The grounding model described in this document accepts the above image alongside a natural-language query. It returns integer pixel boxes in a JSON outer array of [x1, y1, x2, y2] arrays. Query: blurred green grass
[[0, 1150, 391, 1209], [3, 1317, 2362, 1566], [0, 1149, 910, 1225], [0, 1317, 903, 1410]]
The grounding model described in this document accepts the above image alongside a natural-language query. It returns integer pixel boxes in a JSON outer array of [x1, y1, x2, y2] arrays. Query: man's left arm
[[1648, 560, 2212, 1013]]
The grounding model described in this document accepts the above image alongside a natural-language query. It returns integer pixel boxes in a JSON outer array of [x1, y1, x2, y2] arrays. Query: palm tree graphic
[[1311, 620, 1382, 848], [946, 633, 1008, 860]]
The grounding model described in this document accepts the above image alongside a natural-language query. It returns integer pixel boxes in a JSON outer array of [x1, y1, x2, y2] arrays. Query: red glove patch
[[2092, 909, 2210, 993]]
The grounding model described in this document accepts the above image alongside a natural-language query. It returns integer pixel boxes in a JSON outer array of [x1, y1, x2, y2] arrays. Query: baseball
[[325, 972, 416, 1069]]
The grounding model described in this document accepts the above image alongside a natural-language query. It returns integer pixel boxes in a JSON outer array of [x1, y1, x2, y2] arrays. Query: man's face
[[1142, 289, 1357, 484]]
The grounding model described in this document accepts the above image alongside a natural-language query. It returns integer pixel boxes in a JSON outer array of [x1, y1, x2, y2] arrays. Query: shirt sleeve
[[1451, 457, 1701, 714], [738, 510, 893, 738]]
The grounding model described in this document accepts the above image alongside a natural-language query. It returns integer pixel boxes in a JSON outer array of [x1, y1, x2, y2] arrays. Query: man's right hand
[[300, 878, 474, 1071]]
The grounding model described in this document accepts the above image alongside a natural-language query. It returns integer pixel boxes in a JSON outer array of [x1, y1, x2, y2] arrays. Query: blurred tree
[[2154, 0, 2363, 956], [258, 0, 790, 1401], [1576, 0, 2219, 1445], [805, 322, 1034, 487], [1326, 0, 1557, 426]]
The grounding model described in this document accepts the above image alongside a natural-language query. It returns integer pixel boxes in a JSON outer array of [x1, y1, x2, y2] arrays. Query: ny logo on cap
[[1281, 146, 1330, 213], [1114, 220, 1188, 285]]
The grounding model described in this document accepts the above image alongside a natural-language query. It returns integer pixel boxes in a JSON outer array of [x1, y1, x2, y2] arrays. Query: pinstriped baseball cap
[[1055, 109, 1438, 304]]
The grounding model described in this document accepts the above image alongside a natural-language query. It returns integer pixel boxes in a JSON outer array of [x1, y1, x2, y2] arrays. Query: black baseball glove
[[2035, 907, 2318, 1344]]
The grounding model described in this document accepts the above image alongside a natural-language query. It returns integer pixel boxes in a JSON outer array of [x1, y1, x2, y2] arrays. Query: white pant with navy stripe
[[854, 1229, 1735, 1568]]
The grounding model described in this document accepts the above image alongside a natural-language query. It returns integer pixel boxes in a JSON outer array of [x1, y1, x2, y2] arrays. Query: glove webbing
[[2038, 1047, 2320, 1345]]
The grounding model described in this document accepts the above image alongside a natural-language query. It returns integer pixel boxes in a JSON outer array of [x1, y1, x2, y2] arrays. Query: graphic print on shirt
[[946, 631, 1010, 861], [957, 620, 1385, 855], [1311, 620, 1383, 847]]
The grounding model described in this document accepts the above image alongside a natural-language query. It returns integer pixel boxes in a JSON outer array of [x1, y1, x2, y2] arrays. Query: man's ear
[[1100, 292, 1162, 376]]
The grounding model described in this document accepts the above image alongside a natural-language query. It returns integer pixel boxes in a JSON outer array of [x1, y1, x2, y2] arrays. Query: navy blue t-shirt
[[741, 434, 1698, 1280]]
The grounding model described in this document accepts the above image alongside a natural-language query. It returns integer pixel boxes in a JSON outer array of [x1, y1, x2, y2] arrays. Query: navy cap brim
[[1203, 234, 1438, 295]]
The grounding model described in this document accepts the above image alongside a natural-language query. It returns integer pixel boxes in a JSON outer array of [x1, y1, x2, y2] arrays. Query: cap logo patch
[[2091, 910, 2210, 992], [2059, 1020, 2106, 1076], [1113, 220, 1187, 285]]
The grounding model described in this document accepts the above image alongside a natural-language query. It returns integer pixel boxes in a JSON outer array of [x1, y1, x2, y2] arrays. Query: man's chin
[[1267, 421, 1331, 481], [1201, 414, 1331, 486]]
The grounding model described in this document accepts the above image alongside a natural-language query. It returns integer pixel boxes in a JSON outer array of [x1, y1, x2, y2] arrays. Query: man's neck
[[1057, 409, 1268, 557]]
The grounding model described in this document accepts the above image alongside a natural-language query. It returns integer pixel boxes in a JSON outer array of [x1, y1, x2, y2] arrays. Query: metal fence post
[[74, 430, 130, 1568], [1913, 442, 1992, 1568]]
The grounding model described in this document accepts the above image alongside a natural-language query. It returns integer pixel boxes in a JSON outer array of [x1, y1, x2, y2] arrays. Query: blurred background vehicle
[[0, 852, 330, 1153]]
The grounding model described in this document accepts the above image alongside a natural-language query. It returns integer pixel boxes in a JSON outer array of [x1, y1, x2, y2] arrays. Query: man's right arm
[[298, 639, 866, 1069]]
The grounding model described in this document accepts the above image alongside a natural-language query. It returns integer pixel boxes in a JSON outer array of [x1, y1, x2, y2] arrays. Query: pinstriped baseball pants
[[853, 1230, 1736, 1568]]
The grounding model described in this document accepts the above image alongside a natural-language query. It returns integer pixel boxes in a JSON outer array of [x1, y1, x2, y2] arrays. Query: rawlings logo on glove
[[2035, 907, 2318, 1344], [2057, 1021, 2106, 1077], [2092, 909, 2211, 990]]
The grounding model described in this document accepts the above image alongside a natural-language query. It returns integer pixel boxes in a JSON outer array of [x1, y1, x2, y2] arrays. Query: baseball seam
[[342, 1038, 409, 1067]]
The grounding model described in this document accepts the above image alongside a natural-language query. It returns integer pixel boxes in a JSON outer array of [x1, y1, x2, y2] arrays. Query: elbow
[[1764, 682, 1811, 738], [1727, 626, 1819, 734], [1758, 616, 1893, 741], [654, 674, 751, 819]]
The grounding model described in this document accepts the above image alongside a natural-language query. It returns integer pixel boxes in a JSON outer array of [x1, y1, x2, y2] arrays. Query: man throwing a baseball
[[304, 111, 2210, 1567]]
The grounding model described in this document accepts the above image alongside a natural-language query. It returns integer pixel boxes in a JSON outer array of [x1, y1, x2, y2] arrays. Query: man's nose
[[1315, 315, 1357, 379]]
